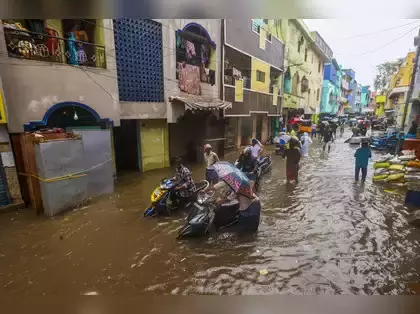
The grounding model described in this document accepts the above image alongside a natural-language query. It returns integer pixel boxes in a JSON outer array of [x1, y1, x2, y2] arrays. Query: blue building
[[342, 69, 356, 112], [320, 59, 341, 113]]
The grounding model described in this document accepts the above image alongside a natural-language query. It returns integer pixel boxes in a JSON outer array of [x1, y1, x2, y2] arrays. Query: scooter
[[177, 190, 240, 239], [143, 178, 209, 217], [234, 155, 272, 191]]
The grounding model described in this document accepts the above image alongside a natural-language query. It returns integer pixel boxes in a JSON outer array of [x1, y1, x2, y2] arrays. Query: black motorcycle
[[177, 190, 240, 239], [234, 155, 272, 191]]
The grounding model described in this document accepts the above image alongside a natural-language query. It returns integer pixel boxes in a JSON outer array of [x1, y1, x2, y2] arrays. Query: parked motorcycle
[[234, 155, 272, 191], [177, 190, 240, 239], [143, 178, 209, 217]]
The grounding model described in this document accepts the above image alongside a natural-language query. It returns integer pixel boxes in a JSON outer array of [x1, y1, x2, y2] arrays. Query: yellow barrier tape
[[19, 172, 87, 183], [19, 159, 112, 183]]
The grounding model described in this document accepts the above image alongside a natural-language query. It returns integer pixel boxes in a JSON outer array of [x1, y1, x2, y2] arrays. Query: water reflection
[[1, 132, 420, 294]]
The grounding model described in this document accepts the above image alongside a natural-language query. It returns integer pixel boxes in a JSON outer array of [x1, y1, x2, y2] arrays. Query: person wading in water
[[283, 138, 301, 184]]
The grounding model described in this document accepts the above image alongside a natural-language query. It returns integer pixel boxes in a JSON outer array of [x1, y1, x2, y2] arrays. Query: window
[[318, 61, 322, 73], [304, 48, 308, 62], [263, 19, 269, 25], [317, 88, 320, 101], [266, 32, 272, 42], [297, 36, 304, 53], [256, 70, 266, 83], [251, 20, 260, 34], [301, 76, 309, 93]]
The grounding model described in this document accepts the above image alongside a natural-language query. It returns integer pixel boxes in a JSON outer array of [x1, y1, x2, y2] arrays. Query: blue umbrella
[[211, 161, 253, 197]]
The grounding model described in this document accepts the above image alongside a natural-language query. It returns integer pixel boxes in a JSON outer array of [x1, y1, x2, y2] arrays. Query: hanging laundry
[[201, 44, 209, 65], [178, 62, 201, 95], [200, 65, 208, 82], [209, 70, 216, 86], [183, 39, 196, 59]]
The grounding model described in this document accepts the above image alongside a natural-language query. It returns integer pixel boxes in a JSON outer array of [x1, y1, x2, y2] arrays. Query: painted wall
[[140, 119, 170, 171], [0, 19, 120, 133], [158, 19, 221, 123], [276, 20, 328, 115], [225, 18, 285, 70], [251, 58, 270, 93]]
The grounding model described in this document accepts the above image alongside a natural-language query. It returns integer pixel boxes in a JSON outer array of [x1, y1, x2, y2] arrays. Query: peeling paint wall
[[0, 20, 120, 133]]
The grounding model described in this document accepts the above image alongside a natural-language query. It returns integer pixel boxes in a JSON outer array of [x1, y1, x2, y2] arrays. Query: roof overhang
[[389, 86, 409, 98], [169, 96, 232, 111]]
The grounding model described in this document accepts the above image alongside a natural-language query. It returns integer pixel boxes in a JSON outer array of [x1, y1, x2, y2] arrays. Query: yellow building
[[375, 95, 386, 117], [270, 20, 331, 119], [386, 52, 416, 127]]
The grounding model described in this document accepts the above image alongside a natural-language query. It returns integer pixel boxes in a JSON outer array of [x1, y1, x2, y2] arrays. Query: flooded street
[[2, 132, 420, 295]]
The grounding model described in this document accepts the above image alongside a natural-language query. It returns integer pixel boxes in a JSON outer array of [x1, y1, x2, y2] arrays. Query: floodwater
[[2, 131, 420, 295]]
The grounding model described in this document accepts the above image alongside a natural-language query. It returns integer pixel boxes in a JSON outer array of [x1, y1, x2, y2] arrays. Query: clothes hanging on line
[[183, 39, 196, 59]]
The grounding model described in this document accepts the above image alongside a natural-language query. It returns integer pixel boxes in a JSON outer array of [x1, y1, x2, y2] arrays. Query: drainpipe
[[395, 29, 420, 154]]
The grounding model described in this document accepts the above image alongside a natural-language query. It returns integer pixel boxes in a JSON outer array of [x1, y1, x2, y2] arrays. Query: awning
[[389, 86, 409, 98], [169, 96, 232, 111]]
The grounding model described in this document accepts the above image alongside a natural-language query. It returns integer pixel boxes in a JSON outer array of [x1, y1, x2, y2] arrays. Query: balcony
[[4, 27, 106, 69]]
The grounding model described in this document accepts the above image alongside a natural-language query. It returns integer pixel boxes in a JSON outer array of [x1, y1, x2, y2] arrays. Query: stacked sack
[[373, 151, 418, 185]]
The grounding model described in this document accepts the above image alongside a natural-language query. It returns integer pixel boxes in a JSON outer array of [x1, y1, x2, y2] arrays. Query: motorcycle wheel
[[143, 207, 157, 217]]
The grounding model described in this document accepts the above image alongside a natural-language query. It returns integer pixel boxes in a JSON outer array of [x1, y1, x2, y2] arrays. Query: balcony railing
[[3, 27, 106, 69], [224, 75, 251, 89]]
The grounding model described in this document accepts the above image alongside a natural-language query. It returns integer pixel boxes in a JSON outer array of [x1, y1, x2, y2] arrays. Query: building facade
[[278, 20, 331, 121], [320, 59, 341, 114], [342, 69, 356, 113], [223, 18, 284, 148], [386, 51, 416, 128]]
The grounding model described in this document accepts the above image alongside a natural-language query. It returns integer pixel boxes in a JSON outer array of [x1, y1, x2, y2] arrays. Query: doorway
[[114, 120, 140, 173]]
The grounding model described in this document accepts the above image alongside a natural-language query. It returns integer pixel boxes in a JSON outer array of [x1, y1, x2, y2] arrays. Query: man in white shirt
[[204, 144, 219, 184]]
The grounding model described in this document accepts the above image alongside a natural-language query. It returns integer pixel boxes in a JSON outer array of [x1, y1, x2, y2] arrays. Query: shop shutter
[[0, 158, 11, 206]]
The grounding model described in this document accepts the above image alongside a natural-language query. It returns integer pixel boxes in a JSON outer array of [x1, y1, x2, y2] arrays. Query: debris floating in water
[[259, 269, 268, 275], [83, 291, 99, 295], [180, 258, 186, 262]]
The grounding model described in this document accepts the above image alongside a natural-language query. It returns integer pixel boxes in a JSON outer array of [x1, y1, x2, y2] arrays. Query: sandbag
[[406, 167, 420, 173], [407, 161, 420, 168], [404, 174, 420, 182], [399, 155, 416, 161], [389, 164, 405, 171], [389, 170, 405, 175], [401, 161, 409, 166], [386, 173, 405, 182], [389, 157, 402, 164], [374, 168, 390, 175], [377, 154, 393, 163], [374, 162, 390, 169], [373, 174, 388, 181]]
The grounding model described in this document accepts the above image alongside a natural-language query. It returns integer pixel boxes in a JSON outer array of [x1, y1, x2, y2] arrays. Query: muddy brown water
[[1, 132, 420, 295]]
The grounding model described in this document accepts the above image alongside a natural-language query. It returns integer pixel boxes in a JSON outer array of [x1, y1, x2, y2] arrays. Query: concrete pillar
[[261, 115, 268, 144], [252, 115, 257, 140], [236, 118, 242, 149]]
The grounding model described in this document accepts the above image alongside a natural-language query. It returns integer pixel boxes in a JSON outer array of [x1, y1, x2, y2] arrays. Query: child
[[354, 140, 372, 182]]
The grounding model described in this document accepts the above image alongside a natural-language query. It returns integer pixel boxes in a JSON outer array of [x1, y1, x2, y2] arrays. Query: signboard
[[0, 91, 7, 124], [283, 93, 300, 109], [235, 79, 244, 102]]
